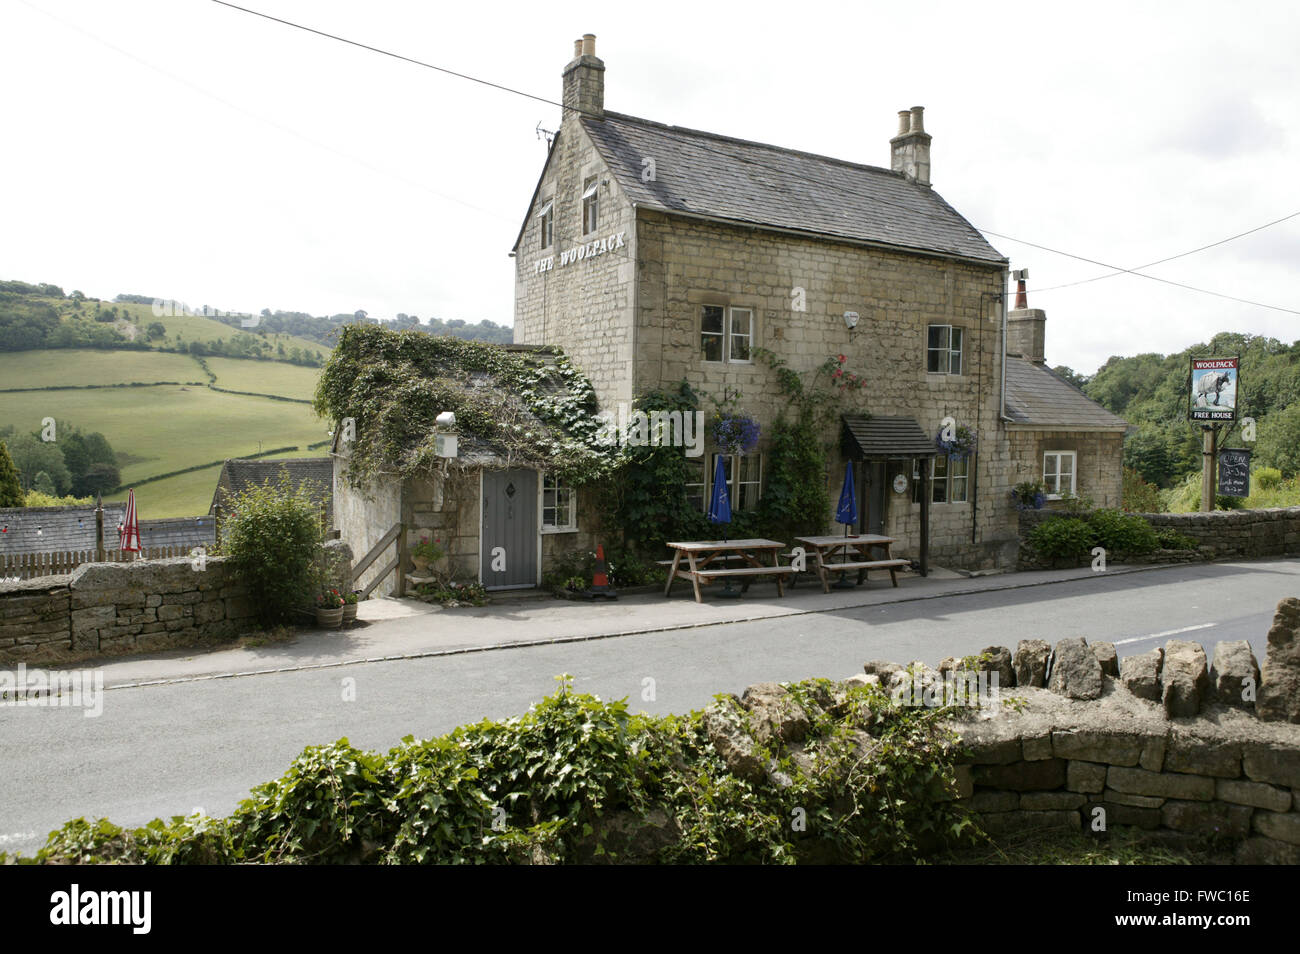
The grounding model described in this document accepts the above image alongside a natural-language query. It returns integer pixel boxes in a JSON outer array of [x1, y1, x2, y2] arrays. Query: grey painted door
[[867, 462, 886, 535], [481, 468, 538, 589]]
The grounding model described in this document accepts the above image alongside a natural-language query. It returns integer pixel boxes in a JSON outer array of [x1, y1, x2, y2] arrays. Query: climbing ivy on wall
[[314, 326, 624, 488]]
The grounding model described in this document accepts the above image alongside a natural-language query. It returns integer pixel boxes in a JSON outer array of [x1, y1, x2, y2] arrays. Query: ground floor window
[[1043, 451, 1076, 497], [541, 473, 576, 530], [913, 455, 970, 504]]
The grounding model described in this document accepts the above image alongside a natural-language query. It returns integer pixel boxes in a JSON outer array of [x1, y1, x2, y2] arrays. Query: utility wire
[[979, 229, 1300, 316], [1031, 211, 1300, 293], [209, 1, 1300, 316]]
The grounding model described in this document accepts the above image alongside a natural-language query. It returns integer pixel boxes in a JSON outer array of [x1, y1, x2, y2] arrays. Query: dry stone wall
[[1018, 505, 1300, 570], [0, 556, 260, 664], [849, 597, 1300, 862]]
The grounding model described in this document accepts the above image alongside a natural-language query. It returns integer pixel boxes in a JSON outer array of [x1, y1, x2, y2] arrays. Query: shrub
[[1153, 526, 1198, 550], [1254, 466, 1283, 491], [1088, 508, 1158, 554], [1027, 517, 1095, 559], [215, 468, 325, 624], [1121, 467, 1164, 513]]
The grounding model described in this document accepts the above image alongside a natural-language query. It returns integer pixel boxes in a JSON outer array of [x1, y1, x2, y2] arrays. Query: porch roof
[[841, 414, 938, 461]]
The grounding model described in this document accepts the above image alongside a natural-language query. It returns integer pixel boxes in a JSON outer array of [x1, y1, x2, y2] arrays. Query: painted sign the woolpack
[[1188, 356, 1239, 423]]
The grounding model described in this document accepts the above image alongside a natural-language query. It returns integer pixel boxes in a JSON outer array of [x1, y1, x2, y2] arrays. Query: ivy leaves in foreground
[[14, 677, 980, 865]]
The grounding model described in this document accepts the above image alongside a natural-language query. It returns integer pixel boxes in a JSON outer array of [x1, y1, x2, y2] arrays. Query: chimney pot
[[890, 105, 932, 187], [582, 34, 596, 56], [562, 32, 605, 122], [573, 39, 583, 57]]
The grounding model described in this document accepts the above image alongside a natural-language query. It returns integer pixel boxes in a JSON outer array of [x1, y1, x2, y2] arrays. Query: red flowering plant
[[830, 353, 869, 391], [315, 587, 345, 609]]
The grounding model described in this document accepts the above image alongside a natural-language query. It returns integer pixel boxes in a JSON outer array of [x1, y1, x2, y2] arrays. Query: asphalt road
[[1, 558, 1295, 857]]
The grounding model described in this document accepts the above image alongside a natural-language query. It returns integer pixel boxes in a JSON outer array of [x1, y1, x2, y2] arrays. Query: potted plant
[[341, 589, 360, 625], [410, 535, 444, 573], [315, 588, 345, 628], [936, 424, 977, 459]]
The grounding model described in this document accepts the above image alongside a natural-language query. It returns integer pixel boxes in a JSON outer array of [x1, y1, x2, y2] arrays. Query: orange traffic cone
[[586, 544, 618, 600]]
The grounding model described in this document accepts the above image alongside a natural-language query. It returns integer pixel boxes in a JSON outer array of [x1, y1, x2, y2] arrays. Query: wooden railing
[[0, 546, 197, 581], [350, 522, 404, 599]]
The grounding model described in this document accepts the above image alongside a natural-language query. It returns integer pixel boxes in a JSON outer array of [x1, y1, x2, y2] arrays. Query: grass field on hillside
[[33, 296, 329, 358], [102, 448, 327, 518], [1, 385, 330, 485], [0, 348, 204, 389], [205, 355, 321, 400]]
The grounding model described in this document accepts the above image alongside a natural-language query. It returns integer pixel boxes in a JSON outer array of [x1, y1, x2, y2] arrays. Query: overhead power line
[[1031, 211, 1300, 293], [209, 1, 1300, 316]]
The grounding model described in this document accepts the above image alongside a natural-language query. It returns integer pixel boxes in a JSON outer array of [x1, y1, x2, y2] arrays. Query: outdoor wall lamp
[[435, 411, 458, 459], [844, 311, 860, 340]]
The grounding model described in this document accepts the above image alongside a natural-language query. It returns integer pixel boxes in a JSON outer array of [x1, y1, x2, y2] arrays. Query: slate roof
[[210, 458, 333, 521], [1004, 358, 1128, 430], [841, 415, 939, 460], [0, 505, 215, 556], [576, 111, 1005, 265]]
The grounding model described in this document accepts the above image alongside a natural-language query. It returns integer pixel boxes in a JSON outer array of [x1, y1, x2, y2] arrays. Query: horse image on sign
[[1189, 357, 1239, 421]]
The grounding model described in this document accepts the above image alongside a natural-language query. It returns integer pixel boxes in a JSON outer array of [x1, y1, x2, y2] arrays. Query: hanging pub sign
[[1218, 447, 1251, 497], [1188, 356, 1239, 422]]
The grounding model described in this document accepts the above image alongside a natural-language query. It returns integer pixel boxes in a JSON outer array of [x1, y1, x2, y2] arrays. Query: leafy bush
[[1153, 526, 1199, 550], [215, 468, 325, 624], [1027, 517, 1095, 559], [1088, 508, 1158, 554], [16, 677, 979, 866], [1121, 467, 1164, 513], [1254, 466, 1283, 491]]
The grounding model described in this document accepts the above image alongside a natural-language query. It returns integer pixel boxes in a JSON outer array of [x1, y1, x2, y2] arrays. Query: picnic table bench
[[663, 539, 796, 603], [794, 534, 909, 593]]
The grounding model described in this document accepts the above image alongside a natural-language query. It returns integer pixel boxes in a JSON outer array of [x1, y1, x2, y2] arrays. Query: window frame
[[701, 304, 756, 364], [926, 324, 964, 375], [540, 472, 577, 532], [581, 177, 599, 236], [703, 452, 763, 513], [913, 454, 972, 504], [1043, 451, 1076, 499], [537, 198, 553, 250]]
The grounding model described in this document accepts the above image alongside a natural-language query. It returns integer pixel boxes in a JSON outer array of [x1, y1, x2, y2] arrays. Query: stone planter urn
[[411, 554, 431, 573], [341, 602, 358, 626], [315, 606, 344, 629]]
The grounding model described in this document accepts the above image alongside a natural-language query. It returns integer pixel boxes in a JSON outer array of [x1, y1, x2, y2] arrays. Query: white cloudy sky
[[2, 0, 1296, 375]]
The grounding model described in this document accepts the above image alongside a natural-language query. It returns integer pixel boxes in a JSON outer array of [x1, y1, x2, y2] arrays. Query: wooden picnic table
[[794, 534, 909, 593], [663, 539, 797, 603]]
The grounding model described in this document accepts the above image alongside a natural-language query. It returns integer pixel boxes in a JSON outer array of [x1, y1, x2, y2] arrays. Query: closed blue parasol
[[708, 454, 731, 531], [835, 461, 858, 534]]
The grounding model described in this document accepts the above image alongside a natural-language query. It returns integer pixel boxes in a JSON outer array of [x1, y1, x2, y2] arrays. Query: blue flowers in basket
[[935, 424, 976, 459], [713, 413, 761, 455]]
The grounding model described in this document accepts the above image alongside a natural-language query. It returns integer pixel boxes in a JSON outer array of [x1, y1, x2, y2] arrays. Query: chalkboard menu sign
[[1218, 448, 1251, 497]]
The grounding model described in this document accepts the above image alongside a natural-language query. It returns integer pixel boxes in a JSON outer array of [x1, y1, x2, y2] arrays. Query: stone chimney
[[562, 34, 604, 122], [1006, 275, 1046, 365], [890, 106, 931, 186]]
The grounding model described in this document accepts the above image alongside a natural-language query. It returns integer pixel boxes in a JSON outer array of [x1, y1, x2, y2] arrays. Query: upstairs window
[[581, 177, 599, 235], [927, 324, 964, 375], [537, 199, 553, 249], [701, 306, 754, 363]]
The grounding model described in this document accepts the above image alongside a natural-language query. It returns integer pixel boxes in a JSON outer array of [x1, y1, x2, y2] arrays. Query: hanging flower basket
[[935, 424, 977, 459], [1011, 480, 1047, 511], [712, 413, 760, 455]]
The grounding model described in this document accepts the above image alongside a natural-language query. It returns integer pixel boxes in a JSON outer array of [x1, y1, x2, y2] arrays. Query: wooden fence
[[0, 546, 197, 582]]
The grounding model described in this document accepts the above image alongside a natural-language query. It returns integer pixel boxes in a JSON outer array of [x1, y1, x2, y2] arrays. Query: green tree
[[31, 470, 56, 496], [6, 433, 72, 494], [0, 441, 23, 506], [1256, 404, 1300, 477], [146, 321, 166, 340]]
